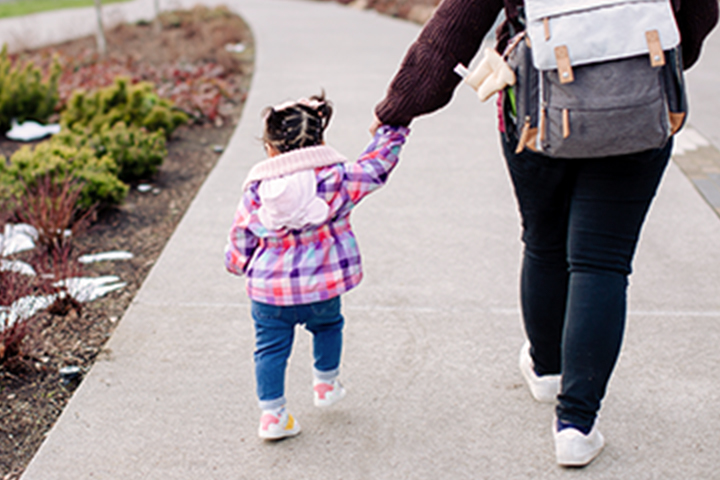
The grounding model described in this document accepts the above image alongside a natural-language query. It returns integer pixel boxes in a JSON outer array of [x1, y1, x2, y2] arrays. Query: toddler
[[225, 93, 408, 440]]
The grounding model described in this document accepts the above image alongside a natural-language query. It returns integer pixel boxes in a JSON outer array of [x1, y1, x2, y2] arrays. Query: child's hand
[[369, 114, 381, 136]]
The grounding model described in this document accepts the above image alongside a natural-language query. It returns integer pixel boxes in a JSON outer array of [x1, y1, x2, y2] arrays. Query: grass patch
[[0, 0, 130, 19]]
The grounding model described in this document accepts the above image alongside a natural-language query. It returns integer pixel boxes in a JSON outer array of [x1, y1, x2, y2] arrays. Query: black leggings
[[502, 134, 671, 429]]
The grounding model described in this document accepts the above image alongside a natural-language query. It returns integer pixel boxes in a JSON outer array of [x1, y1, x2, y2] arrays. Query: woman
[[372, 0, 718, 467]]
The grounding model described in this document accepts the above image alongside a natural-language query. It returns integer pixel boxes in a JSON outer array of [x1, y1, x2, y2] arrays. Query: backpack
[[505, 0, 687, 159]]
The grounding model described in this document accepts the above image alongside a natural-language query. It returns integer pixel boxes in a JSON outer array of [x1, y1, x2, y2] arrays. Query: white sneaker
[[313, 378, 346, 407], [258, 407, 301, 440], [554, 420, 605, 467], [519, 341, 561, 403]]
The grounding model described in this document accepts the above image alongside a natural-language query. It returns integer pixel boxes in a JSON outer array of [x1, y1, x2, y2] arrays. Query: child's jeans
[[251, 297, 344, 410]]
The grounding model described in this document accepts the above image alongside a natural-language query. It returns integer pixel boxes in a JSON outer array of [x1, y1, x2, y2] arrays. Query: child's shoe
[[258, 406, 301, 440], [313, 378, 346, 407], [554, 419, 604, 467], [519, 341, 561, 403]]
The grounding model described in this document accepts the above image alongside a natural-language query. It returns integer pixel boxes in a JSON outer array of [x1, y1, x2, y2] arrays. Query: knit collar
[[243, 145, 348, 191]]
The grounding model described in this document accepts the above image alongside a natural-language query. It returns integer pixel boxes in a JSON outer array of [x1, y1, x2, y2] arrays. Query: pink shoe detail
[[260, 413, 280, 431], [314, 382, 334, 400]]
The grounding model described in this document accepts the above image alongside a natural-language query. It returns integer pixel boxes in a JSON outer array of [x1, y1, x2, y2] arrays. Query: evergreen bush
[[93, 122, 167, 181], [61, 77, 188, 137], [0, 44, 61, 133], [0, 141, 127, 209], [54, 122, 167, 181]]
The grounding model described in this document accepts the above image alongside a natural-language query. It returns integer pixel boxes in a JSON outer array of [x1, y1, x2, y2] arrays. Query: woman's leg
[[252, 301, 296, 411], [502, 137, 573, 376], [558, 143, 671, 430]]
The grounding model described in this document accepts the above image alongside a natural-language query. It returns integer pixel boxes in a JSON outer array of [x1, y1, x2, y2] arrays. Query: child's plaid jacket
[[225, 125, 409, 306]]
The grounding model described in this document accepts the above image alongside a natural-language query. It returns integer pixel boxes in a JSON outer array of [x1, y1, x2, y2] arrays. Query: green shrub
[[0, 70, 182, 213], [0, 165, 19, 204], [94, 122, 167, 181], [61, 77, 188, 137], [54, 122, 167, 182], [0, 141, 127, 209], [0, 79, 174, 210], [0, 44, 61, 133]]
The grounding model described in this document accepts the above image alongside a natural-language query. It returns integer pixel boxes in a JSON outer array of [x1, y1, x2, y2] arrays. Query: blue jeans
[[251, 297, 344, 410], [501, 133, 671, 430]]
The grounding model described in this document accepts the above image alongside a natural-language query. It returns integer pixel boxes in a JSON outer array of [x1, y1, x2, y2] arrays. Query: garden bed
[[0, 6, 254, 478]]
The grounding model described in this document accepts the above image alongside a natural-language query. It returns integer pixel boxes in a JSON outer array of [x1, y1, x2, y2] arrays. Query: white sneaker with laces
[[258, 407, 301, 440], [313, 378, 346, 407], [519, 341, 561, 403], [554, 420, 605, 467]]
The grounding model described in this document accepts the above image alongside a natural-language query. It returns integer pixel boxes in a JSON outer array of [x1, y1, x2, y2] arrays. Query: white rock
[[224, 42, 245, 53], [0, 295, 57, 332], [6, 119, 61, 141], [78, 251, 134, 264], [0, 259, 37, 276], [55, 276, 127, 302], [1, 223, 39, 256]]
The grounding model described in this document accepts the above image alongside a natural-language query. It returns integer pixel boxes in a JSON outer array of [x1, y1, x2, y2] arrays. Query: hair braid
[[263, 92, 333, 154]]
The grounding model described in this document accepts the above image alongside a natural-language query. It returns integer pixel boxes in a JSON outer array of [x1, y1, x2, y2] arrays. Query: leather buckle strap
[[646, 30, 665, 67], [555, 45, 574, 84]]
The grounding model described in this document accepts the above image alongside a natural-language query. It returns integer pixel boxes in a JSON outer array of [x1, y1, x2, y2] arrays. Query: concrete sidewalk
[[12, 1, 720, 478]]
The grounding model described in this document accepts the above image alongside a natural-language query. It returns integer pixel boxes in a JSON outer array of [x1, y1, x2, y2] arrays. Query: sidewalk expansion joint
[[133, 300, 720, 318]]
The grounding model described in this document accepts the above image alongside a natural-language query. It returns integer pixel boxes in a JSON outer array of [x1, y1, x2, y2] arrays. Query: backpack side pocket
[[661, 47, 687, 135], [506, 35, 541, 153]]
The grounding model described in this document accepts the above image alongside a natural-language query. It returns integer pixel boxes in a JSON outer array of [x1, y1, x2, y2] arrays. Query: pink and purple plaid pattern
[[225, 125, 409, 306]]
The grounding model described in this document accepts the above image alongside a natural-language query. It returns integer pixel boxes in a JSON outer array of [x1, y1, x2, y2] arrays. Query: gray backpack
[[506, 0, 687, 158]]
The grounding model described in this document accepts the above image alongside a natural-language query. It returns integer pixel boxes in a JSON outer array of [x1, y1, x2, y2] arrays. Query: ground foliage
[[0, 6, 254, 479]]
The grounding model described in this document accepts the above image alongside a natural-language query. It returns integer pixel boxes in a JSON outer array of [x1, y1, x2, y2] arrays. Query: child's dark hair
[[263, 92, 333, 154]]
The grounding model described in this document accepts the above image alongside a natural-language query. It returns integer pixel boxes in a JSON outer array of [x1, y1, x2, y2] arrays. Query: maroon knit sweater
[[375, 0, 719, 127]]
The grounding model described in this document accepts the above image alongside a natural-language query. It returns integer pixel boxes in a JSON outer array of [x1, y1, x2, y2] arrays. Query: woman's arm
[[673, 0, 719, 69], [375, 0, 504, 126]]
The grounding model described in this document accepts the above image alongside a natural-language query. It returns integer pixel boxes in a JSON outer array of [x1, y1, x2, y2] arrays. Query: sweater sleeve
[[375, 0, 504, 126], [673, 0, 719, 69]]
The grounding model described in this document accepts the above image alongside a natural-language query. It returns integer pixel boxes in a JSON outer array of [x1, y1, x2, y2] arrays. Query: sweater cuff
[[375, 101, 413, 127]]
